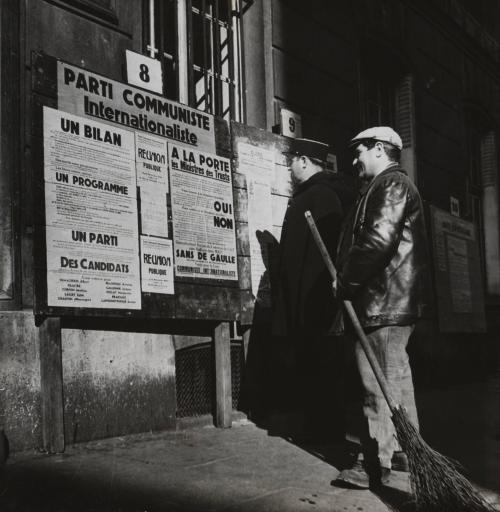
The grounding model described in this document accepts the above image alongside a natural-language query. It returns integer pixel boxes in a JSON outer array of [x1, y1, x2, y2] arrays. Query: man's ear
[[374, 141, 384, 157], [300, 155, 308, 167]]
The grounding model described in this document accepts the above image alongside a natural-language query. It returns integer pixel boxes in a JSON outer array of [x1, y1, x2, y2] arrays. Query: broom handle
[[304, 210, 398, 412]]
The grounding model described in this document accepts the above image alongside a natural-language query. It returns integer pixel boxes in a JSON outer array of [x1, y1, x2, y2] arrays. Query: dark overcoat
[[272, 171, 356, 337]]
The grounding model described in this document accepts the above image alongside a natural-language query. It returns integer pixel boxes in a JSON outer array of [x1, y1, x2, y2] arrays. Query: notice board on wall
[[429, 206, 486, 332], [32, 53, 239, 321]]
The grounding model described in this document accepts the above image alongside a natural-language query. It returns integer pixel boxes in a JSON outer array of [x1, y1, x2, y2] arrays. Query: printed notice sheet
[[135, 132, 169, 238], [446, 235, 472, 313], [237, 142, 275, 303], [43, 107, 141, 309], [168, 144, 237, 280], [140, 236, 174, 294], [430, 205, 486, 332]]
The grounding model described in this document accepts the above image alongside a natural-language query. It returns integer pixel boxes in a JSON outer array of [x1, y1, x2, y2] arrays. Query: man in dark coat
[[271, 138, 356, 437], [333, 126, 429, 489]]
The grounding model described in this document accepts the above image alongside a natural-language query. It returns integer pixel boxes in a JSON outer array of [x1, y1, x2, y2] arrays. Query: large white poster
[[237, 142, 275, 303], [135, 132, 169, 238], [43, 107, 141, 309], [430, 206, 486, 332], [140, 236, 174, 294], [168, 144, 238, 280], [58, 61, 216, 152]]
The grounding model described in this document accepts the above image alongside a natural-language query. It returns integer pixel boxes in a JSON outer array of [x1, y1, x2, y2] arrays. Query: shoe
[[333, 460, 370, 489], [376, 467, 391, 487], [382, 467, 391, 484], [391, 451, 409, 472], [357, 462, 391, 488]]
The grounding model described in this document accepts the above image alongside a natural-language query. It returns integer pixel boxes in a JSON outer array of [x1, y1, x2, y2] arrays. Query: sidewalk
[[1, 417, 499, 512]]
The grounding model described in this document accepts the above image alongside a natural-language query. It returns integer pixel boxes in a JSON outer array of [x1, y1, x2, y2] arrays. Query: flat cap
[[283, 138, 329, 163], [349, 126, 403, 150]]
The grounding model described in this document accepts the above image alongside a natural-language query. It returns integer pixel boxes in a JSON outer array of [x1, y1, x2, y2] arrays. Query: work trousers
[[350, 324, 419, 469]]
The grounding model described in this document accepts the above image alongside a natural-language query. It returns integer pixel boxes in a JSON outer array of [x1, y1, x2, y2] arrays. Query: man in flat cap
[[271, 137, 356, 439], [333, 127, 428, 488]]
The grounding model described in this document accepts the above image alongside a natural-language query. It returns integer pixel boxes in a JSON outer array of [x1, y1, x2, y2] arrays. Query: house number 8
[[139, 64, 150, 83]]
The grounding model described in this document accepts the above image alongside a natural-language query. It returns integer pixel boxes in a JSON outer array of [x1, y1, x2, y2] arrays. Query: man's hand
[[332, 279, 337, 298]]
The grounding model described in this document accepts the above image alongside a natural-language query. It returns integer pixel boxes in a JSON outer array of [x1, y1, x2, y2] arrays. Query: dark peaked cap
[[283, 138, 329, 163]]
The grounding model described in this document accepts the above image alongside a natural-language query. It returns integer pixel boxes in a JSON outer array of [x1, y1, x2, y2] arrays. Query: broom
[[304, 210, 496, 512]]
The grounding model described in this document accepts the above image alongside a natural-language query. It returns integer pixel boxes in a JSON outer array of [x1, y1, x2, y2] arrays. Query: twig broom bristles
[[305, 210, 496, 511]]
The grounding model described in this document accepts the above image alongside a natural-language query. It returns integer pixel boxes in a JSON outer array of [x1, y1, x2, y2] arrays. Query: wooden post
[[39, 316, 65, 453], [214, 321, 232, 428], [242, 326, 251, 360], [0, 0, 21, 307]]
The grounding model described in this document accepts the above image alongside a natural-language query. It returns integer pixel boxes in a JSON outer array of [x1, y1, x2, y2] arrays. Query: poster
[[58, 61, 216, 152], [446, 235, 472, 313], [168, 144, 238, 280], [140, 236, 174, 294], [237, 142, 275, 303], [430, 206, 486, 332], [135, 132, 169, 192], [135, 132, 169, 238], [43, 107, 141, 309]]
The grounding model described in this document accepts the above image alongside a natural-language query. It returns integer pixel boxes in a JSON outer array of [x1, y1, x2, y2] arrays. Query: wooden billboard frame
[[31, 53, 238, 447], [32, 52, 240, 324]]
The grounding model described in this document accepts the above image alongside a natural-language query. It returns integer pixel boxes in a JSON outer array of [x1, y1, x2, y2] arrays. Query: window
[[359, 51, 417, 182], [465, 123, 486, 274], [54, 0, 118, 24], [360, 56, 396, 127], [144, 0, 243, 121], [466, 125, 500, 295], [479, 132, 500, 295]]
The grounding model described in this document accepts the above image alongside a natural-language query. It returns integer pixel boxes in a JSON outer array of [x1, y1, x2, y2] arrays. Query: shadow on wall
[[240, 229, 279, 424]]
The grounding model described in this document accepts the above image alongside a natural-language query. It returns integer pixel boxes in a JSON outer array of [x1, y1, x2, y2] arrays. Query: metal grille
[[230, 340, 244, 410], [190, 0, 237, 120], [175, 343, 214, 418], [144, 0, 178, 99], [175, 340, 244, 418], [144, 0, 243, 121]]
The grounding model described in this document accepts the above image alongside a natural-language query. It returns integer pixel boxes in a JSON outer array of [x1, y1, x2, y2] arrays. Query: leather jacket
[[336, 164, 429, 328]]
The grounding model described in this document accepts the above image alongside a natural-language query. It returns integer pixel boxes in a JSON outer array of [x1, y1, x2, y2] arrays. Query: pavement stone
[[1, 376, 500, 512], [0, 420, 418, 512]]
